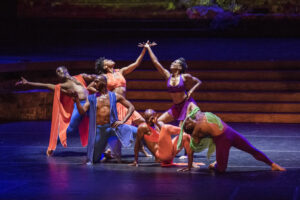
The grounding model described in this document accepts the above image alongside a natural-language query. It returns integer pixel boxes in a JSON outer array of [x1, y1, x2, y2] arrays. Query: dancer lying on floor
[[16, 66, 91, 156], [74, 75, 136, 164], [129, 109, 199, 168], [178, 107, 286, 172]]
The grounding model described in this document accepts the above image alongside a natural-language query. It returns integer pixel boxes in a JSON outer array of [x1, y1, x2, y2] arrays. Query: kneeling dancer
[[180, 108, 286, 172]]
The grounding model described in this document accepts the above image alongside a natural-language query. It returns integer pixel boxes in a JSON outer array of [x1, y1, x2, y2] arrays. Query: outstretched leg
[[228, 126, 286, 171]]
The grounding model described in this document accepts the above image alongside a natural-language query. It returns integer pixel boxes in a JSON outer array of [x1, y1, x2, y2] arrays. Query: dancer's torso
[[62, 78, 88, 100], [167, 74, 187, 104], [106, 69, 126, 97], [143, 125, 159, 156], [195, 112, 227, 137], [96, 94, 111, 125]]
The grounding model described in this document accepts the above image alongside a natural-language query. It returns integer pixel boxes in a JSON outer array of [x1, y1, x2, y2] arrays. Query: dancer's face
[[170, 60, 182, 74], [56, 67, 67, 80], [94, 75, 107, 91], [103, 59, 115, 71], [184, 118, 195, 135], [144, 109, 156, 126]]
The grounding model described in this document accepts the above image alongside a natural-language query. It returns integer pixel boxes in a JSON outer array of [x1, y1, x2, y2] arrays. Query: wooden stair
[[1, 60, 300, 123]]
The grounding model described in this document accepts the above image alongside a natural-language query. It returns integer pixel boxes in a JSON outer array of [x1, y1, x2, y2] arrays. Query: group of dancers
[[16, 41, 286, 172]]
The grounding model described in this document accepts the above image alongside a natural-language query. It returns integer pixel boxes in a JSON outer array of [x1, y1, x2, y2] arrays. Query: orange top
[[106, 69, 126, 91], [144, 125, 159, 143]]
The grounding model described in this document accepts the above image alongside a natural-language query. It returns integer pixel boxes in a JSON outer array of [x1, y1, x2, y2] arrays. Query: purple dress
[[167, 75, 197, 121]]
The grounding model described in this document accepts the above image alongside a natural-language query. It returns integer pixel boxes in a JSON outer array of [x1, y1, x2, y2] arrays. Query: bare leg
[[157, 124, 181, 161], [157, 111, 174, 128]]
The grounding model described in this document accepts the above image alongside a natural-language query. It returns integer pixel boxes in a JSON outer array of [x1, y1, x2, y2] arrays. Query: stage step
[[1, 60, 300, 123], [127, 80, 300, 91]]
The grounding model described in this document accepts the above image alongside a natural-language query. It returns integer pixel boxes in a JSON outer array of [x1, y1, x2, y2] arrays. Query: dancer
[[141, 42, 201, 128], [178, 108, 286, 172], [129, 109, 199, 167], [74, 75, 136, 164], [16, 66, 90, 156], [89, 43, 156, 157]]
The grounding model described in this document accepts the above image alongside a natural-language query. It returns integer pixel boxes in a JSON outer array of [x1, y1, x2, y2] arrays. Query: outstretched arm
[[183, 74, 202, 99], [16, 77, 57, 91], [113, 93, 135, 127], [119, 47, 146, 76], [144, 43, 170, 80]]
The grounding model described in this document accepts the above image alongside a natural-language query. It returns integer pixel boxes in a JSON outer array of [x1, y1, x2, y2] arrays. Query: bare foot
[[271, 163, 286, 171], [46, 149, 53, 157], [208, 161, 216, 170], [179, 155, 187, 160], [192, 162, 201, 169], [140, 145, 152, 157]]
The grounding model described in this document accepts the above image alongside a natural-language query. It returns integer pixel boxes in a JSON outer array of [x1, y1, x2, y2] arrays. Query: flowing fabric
[[47, 75, 89, 152], [87, 91, 134, 163], [176, 107, 216, 160]]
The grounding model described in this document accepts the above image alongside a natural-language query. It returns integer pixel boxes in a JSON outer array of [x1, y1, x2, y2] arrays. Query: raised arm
[[182, 74, 202, 99], [144, 43, 170, 80], [119, 47, 146, 76]]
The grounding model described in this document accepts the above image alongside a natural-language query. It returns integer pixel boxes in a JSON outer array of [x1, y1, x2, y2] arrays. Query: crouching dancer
[[74, 75, 136, 164], [129, 109, 198, 168], [179, 108, 286, 172]]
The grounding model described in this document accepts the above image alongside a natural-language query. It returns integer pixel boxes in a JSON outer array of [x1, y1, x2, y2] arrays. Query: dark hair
[[56, 66, 68, 73], [183, 122, 193, 135], [177, 57, 188, 73], [95, 57, 106, 74]]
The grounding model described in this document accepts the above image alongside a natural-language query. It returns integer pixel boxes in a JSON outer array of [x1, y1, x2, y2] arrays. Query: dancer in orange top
[[16, 66, 91, 156], [129, 109, 199, 168], [88, 43, 156, 157]]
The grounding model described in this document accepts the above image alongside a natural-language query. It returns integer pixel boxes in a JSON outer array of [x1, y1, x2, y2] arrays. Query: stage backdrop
[[17, 0, 299, 19]]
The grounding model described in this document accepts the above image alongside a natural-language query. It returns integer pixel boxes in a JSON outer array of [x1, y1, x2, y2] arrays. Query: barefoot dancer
[[142, 42, 201, 128], [16, 66, 90, 156], [89, 43, 155, 157], [179, 108, 286, 172], [130, 109, 199, 168], [74, 75, 136, 164]]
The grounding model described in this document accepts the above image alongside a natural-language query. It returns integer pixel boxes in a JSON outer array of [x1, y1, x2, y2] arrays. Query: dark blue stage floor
[[0, 121, 300, 200]]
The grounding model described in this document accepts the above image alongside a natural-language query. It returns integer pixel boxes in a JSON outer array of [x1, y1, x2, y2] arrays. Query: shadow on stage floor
[[0, 121, 300, 199]]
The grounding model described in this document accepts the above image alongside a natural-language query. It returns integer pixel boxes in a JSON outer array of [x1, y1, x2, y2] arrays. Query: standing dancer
[[179, 108, 286, 172], [89, 44, 155, 157], [141, 42, 201, 127], [16, 66, 90, 156], [74, 75, 136, 164], [141, 42, 201, 159], [129, 109, 200, 167]]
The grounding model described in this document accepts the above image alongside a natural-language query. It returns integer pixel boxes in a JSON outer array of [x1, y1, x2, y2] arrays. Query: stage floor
[[0, 121, 299, 199]]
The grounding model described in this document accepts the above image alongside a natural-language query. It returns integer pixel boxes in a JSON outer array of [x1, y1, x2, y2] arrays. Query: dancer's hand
[[177, 167, 191, 172], [138, 41, 157, 48], [69, 90, 79, 101], [128, 161, 138, 167], [112, 120, 123, 128], [15, 77, 28, 86]]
